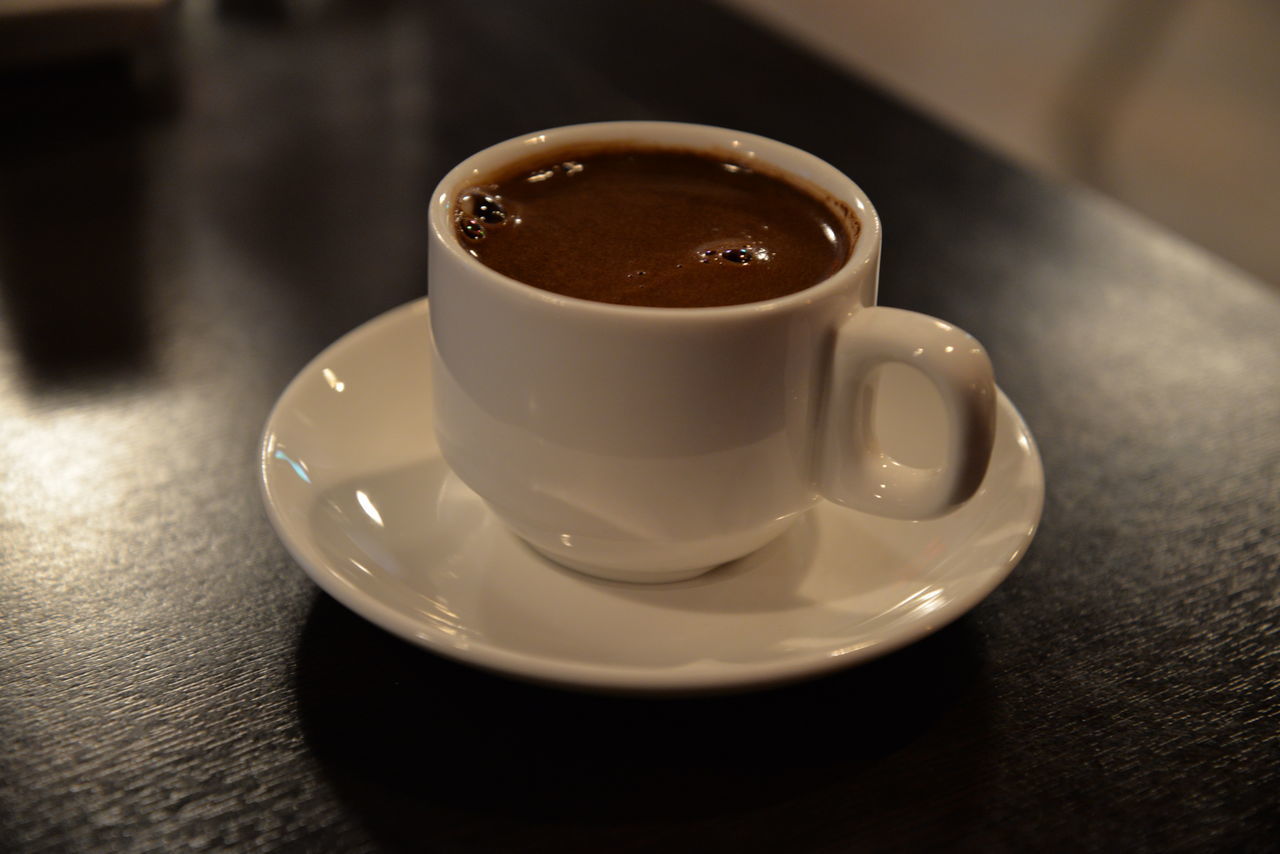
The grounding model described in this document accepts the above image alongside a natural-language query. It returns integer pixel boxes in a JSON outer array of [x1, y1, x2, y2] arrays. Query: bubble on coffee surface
[[696, 239, 771, 265], [526, 161, 584, 183], [456, 188, 517, 241], [472, 194, 507, 224]]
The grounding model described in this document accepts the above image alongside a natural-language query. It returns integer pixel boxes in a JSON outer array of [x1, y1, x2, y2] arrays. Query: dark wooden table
[[2, 2, 1276, 851]]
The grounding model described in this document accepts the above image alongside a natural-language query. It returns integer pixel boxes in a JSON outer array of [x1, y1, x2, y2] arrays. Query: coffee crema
[[452, 145, 857, 308]]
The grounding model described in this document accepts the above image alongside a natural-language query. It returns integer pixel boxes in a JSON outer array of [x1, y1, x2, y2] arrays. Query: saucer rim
[[260, 299, 1045, 694]]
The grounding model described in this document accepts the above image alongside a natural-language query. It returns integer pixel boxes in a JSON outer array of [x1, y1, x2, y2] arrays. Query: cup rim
[[429, 120, 882, 318]]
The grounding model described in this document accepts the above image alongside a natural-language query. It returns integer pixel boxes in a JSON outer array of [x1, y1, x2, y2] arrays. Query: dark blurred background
[[2, 0, 1277, 302]]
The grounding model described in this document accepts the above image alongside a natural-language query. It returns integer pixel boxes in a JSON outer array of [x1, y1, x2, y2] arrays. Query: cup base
[[523, 543, 726, 583], [509, 514, 801, 584]]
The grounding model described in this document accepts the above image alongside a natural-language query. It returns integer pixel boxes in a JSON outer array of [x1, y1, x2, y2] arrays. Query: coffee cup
[[429, 121, 996, 583]]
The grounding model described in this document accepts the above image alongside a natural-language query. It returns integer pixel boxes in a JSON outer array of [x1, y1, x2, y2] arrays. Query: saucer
[[260, 299, 1044, 694]]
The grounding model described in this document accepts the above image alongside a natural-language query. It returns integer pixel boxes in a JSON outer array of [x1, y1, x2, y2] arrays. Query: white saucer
[[260, 299, 1044, 694]]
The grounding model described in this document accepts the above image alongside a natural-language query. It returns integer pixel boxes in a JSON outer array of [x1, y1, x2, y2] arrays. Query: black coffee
[[453, 145, 857, 308]]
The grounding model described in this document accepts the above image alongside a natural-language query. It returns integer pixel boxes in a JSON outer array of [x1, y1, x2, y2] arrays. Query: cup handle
[[816, 306, 997, 519]]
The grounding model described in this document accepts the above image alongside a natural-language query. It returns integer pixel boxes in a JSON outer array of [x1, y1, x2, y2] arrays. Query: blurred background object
[[0, 1, 180, 394], [0, 0, 178, 108], [722, 0, 1280, 285]]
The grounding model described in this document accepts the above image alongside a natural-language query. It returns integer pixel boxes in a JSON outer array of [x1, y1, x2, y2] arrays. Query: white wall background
[[722, 0, 1280, 285]]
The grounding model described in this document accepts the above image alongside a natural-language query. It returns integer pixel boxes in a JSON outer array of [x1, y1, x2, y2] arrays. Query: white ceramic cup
[[429, 121, 996, 583]]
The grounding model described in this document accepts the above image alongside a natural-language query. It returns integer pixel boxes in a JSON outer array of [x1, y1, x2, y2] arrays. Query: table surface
[[1, 2, 1276, 852]]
